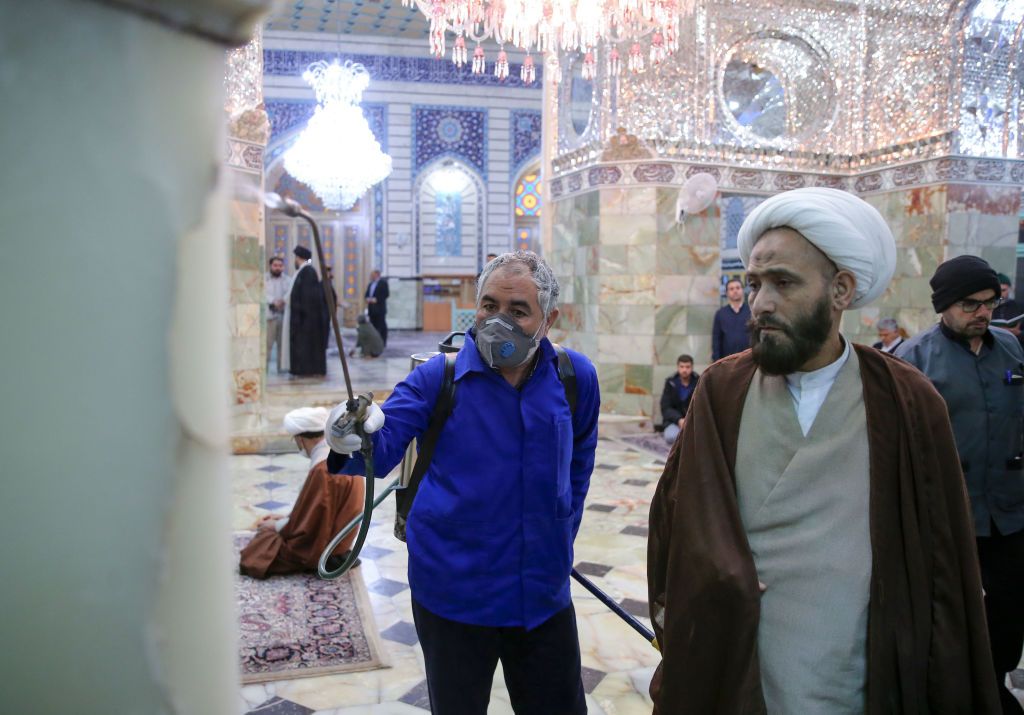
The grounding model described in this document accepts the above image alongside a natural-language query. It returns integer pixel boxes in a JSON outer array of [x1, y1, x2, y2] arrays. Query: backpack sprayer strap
[[393, 351, 457, 541]]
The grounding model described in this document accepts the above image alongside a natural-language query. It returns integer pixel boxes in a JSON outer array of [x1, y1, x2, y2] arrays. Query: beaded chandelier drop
[[403, 0, 695, 83], [283, 60, 393, 210]]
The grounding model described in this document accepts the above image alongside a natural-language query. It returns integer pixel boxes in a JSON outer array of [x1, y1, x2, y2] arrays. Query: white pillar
[[0, 1, 268, 712]]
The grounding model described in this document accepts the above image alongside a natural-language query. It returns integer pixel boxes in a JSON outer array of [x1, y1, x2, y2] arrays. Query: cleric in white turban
[[239, 404, 366, 579], [738, 187, 896, 309], [648, 187, 999, 714], [282, 406, 330, 436]]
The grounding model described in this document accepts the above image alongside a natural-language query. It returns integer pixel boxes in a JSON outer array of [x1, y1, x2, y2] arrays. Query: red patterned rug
[[234, 534, 388, 683]]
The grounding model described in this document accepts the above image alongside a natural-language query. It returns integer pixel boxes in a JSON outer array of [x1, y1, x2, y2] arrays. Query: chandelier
[[283, 60, 393, 211], [404, 0, 693, 83]]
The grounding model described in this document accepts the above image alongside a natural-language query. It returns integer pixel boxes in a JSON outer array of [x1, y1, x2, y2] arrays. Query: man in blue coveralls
[[326, 250, 600, 715]]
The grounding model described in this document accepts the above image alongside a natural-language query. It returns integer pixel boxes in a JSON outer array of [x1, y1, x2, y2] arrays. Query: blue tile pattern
[[264, 50, 542, 89], [245, 697, 314, 715], [510, 109, 542, 174], [257, 480, 286, 490], [381, 620, 420, 646], [254, 500, 289, 512], [412, 106, 487, 179]]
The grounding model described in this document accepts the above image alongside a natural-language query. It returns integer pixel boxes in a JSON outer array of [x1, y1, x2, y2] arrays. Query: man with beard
[[324, 251, 599, 715], [896, 255, 1024, 714], [647, 187, 998, 715]]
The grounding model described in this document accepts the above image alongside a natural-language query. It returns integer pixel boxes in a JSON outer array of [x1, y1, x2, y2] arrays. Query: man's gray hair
[[476, 250, 560, 315], [878, 317, 899, 331]]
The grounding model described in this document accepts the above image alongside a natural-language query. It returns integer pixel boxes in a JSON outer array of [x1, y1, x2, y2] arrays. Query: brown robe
[[240, 456, 365, 579], [648, 345, 999, 715]]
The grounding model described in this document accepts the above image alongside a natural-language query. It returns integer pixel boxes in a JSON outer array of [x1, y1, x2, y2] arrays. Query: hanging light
[[495, 47, 510, 80], [283, 60, 393, 211], [521, 54, 536, 84], [453, 34, 468, 67], [406, 0, 692, 66], [472, 42, 486, 74]]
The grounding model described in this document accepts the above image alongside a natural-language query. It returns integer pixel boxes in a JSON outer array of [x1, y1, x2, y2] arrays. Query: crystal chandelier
[[284, 60, 393, 211], [403, 0, 693, 82]]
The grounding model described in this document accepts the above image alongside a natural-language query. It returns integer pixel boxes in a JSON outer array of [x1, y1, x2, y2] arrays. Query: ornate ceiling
[[263, 0, 428, 38]]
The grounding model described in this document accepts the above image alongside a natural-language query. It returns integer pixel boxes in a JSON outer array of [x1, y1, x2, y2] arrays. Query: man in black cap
[[897, 254, 1024, 714], [283, 244, 329, 377]]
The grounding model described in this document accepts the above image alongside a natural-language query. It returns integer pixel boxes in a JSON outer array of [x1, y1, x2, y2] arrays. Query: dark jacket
[[896, 322, 1024, 536], [659, 372, 700, 430], [365, 277, 389, 319], [648, 346, 998, 714], [712, 303, 752, 361]]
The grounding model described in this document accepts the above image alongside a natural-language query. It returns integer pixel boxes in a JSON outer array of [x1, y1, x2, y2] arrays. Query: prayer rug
[[613, 432, 671, 459], [234, 534, 388, 683]]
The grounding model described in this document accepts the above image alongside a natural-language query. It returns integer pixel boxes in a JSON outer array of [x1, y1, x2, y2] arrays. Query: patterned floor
[[242, 330, 1024, 713], [233, 433, 667, 714]]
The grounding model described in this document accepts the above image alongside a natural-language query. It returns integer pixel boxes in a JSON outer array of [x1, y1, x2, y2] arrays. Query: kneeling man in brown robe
[[240, 406, 365, 578], [648, 187, 998, 714]]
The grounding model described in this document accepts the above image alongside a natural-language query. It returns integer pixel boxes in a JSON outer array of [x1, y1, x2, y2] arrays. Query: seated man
[[240, 407, 365, 578], [349, 314, 384, 359], [658, 354, 699, 444], [871, 317, 905, 353]]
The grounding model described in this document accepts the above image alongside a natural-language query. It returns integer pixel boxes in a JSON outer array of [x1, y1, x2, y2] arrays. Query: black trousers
[[368, 311, 387, 346], [978, 524, 1024, 714], [411, 599, 587, 715]]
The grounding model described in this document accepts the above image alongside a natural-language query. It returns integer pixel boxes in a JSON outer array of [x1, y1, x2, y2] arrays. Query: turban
[[294, 245, 312, 260], [282, 406, 329, 435], [737, 187, 896, 309], [929, 255, 1000, 313]]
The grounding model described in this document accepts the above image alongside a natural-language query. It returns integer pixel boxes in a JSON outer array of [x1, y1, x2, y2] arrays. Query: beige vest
[[736, 350, 872, 715]]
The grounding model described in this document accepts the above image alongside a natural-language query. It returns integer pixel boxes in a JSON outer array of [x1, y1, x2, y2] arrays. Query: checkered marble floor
[[233, 434, 666, 714]]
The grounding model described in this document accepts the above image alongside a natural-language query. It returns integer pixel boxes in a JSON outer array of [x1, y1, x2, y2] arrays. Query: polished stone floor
[[240, 329, 1024, 713], [233, 433, 666, 714]]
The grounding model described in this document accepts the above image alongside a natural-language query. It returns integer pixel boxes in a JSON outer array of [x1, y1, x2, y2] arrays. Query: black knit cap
[[929, 255, 1001, 313], [293, 245, 312, 260]]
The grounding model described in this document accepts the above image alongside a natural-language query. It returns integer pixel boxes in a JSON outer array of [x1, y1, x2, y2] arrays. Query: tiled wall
[[549, 187, 721, 417], [226, 112, 269, 423], [550, 181, 1021, 418], [262, 34, 543, 282]]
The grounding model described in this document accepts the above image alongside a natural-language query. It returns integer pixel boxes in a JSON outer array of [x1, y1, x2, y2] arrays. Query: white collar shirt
[[783, 337, 852, 436]]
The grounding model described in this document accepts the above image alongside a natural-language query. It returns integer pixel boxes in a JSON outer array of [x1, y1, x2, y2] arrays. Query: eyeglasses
[[956, 297, 1001, 313]]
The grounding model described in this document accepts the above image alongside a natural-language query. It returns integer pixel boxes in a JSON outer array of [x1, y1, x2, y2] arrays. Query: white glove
[[326, 401, 385, 455]]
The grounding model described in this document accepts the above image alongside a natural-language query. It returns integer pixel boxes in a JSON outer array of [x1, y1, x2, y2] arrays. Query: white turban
[[737, 187, 896, 309], [282, 406, 330, 435]]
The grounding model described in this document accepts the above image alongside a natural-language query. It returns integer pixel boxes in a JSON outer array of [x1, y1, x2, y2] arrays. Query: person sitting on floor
[[239, 407, 365, 578], [658, 354, 700, 445], [349, 314, 384, 359]]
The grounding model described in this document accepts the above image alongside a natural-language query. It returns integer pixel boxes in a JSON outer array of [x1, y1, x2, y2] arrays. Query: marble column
[[549, 186, 720, 418], [227, 109, 270, 446]]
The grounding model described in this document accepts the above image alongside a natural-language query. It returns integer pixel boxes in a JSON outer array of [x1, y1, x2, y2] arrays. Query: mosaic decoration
[[264, 50, 542, 90], [511, 110, 543, 173], [413, 106, 487, 178], [224, 29, 263, 118], [322, 223, 335, 266], [516, 225, 538, 253], [272, 225, 288, 260], [553, 0, 1024, 177], [515, 171, 542, 217], [549, 155, 1024, 201], [263, 0, 428, 37], [297, 223, 312, 254], [414, 166, 486, 273], [275, 171, 326, 213], [434, 193, 463, 256], [344, 226, 359, 299]]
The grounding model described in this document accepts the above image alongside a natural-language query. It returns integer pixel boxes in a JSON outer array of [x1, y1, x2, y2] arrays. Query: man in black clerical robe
[[287, 245, 328, 377]]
